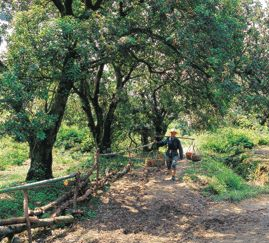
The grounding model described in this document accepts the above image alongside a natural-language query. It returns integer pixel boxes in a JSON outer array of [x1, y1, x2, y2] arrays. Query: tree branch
[[127, 27, 211, 79], [92, 0, 103, 10], [64, 0, 74, 15], [129, 50, 168, 74], [74, 81, 98, 140], [0, 60, 6, 71], [84, 0, 93, 9], [119, 1, 126, 17], [122, 65, 137, 86], [52, 0, 65, 16], [85, 0, 103, 10], [93, 64, 105, 102]]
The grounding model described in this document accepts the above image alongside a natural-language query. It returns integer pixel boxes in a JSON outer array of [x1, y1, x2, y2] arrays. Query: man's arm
[[156, 138, 168, 147]]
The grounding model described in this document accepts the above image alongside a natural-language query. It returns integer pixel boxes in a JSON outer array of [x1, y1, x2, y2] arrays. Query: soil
[[33, 160, 269, 243]]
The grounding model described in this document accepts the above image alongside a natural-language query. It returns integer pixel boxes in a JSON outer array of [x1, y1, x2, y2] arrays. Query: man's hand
[[151, 142, 158, 150]]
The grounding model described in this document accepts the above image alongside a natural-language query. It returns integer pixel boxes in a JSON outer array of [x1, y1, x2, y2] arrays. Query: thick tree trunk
[[140, 127, 151, 152], [100, 123, 113, 153], [99, 101, 118, 153], [154, 121, 167, 142], [26, 53, 74, 181], [26, 142, 53, 181]]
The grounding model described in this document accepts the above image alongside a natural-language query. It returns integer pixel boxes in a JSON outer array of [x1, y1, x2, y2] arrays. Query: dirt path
[[41, 162, 269, 243]]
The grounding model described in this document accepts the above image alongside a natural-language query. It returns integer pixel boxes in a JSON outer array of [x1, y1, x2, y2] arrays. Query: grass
[[182, 156, 269, 202], [0, 149, 85, 189], [179, 126, 269, 201], [197, 127, 269, 155], [0, 137, 28, 170], [2, 125, 269, 219], [0, 135, 146, 220], [0, 152, 144, 219], [0, 135, 92, 219], [0, 181, 69, 219]]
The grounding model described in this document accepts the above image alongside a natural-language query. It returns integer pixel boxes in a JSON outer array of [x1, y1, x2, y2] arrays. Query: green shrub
[[0, 137, 28, 170], [0, 196, 23, 218], [0, 182, 68, 219], [217, 171, 244, 190], [228, 136, 254, 149], [55, 125, 94, 152], [206, 176, 227, 194], [182, 157, 265, 201], [258, 138, 269, 145], [198, 127, 264, 154]]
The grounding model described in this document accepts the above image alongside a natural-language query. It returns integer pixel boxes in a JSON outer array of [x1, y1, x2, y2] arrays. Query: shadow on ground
[[34, 165, 269, 243]]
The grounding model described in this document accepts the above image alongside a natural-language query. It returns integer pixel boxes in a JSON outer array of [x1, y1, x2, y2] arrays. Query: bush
[[217, 171, 244, 190], [0, 137, 28, 170], [198, 127, 264, 154], [55, 125, 94, 152], [258, 138, 269, 146], [0, 182, 68, 219], [182, 157, 269, 202]]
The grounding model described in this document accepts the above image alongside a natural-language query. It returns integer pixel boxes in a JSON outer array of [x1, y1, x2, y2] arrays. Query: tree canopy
[[0, 0, 267, 180]]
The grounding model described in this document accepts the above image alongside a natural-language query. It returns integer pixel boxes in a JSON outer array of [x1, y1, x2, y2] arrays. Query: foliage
[[55, 125, 94, 152], [183, 157, 269, 202], [0, 137, 28, 170], [0, 181, 68, 219], [62, 94, 88, 128], [196, 126, 269, 181], [198, 127, 269, 154], [235, 2, 269, 126], [0, 0, 267, 181]]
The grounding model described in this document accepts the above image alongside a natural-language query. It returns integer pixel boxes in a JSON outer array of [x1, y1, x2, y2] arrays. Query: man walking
[[157, 128, 184, 181]]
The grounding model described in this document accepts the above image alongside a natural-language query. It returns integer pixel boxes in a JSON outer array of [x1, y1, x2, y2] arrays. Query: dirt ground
[[30, 160, 269, 243]]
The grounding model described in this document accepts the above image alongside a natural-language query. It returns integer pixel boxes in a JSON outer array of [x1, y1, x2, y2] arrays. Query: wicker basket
[[191, 153, 202, 162], [145, 152, 164, 167], [186, 151, 193, 160], [186, 142, 202, 162], [145, 158, 164, 167]]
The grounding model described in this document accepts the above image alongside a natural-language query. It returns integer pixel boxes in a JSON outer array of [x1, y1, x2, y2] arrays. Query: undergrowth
[[0, 182, 69, 219], [0, 137, 28, 170], [183, 158, 269, 202], [182, 126, 269, 201]]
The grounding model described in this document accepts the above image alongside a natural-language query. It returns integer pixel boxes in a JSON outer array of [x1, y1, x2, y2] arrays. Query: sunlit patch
[[0, 193, 13, 200]]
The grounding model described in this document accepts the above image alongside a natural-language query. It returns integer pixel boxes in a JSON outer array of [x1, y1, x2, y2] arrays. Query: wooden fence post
[[73, 172, 80, 211], [128, 150, 132, 170], [23, 189, 32, 243]]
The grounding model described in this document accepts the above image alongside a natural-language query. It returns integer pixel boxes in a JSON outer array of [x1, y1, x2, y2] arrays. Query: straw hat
[[165, 128, 180, 136]]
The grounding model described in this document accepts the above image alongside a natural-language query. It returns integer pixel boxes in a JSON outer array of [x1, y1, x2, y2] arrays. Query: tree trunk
[[259, 111, 269, 126], [77, 64, 133, 154], [99, 100, 118, 153], [154, 121, 167, 142], [26, 53, 74, 181], [141, 127, 151, 152], [100, 122, 113, 153], [26, 142, 53, 181]]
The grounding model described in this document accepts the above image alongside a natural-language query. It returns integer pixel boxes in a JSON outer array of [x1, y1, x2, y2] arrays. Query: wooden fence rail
[[0, 173, 77, 194], [0, 173, 78, 243], [0, 143, 165, 242]]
